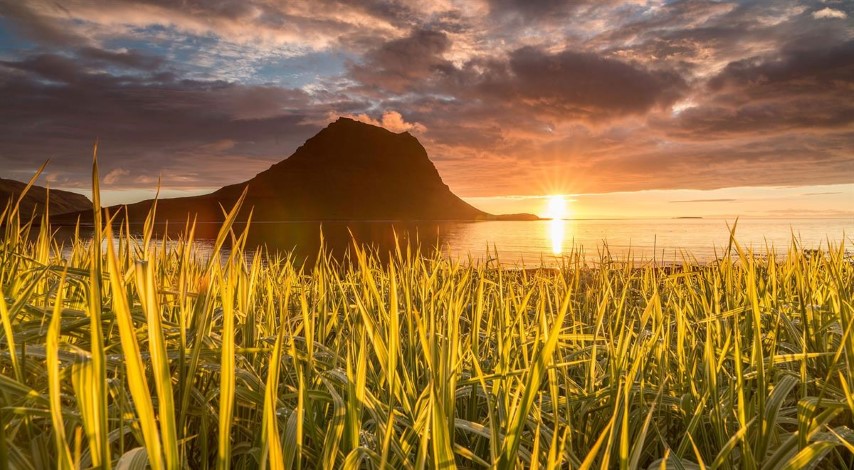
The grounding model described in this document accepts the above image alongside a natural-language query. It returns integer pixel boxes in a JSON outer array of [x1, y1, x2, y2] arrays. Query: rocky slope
[[1, 178, 91, 218], [62, 118, 500, 223]]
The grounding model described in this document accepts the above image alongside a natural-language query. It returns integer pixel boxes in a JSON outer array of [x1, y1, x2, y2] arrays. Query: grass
[[0, 162, 852, 469]]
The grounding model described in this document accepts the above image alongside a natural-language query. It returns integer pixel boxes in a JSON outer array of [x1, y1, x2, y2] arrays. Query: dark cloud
[[708, 40, 854, 95], [0, 0, 87, 46], [482, 46, 687, 120], [487, 0, 575, 17], [350, 39, 687, 126], [349, 29, 452, 93], [665, 40, 854, 139], [0, 51, 326, 188], [483, 0, 621, 23], [1, 54, 86, 84], [0, 0, 851, 199]]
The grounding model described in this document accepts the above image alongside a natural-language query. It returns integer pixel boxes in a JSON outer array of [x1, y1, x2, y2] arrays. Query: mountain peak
[[326, 116, 381, 132], [325, 116, 413, 137], [331, 116, 360, 126], [230, 115, 480, 220], [80, 116, 489, 222]]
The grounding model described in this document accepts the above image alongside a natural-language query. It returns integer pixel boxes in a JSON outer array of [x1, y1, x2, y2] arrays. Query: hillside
[[58, 118, 537, 224], [0, 178, 91, 218]]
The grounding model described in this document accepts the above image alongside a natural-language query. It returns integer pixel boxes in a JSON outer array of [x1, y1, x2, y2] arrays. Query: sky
[[0, 0, 851, 218]]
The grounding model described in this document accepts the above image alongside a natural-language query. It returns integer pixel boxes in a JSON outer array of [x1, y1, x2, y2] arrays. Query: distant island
[[490, 213, 540, 221], [47, 118, 538, 225]]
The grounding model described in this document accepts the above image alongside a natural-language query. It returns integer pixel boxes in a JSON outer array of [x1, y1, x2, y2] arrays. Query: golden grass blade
[[46, 270, 73, 470], [780, 441, 838, 470], [85, 141, 111, 469], [104, 218, 164, 470], [0, 294, 21, 384], [628, 378, 667, 470], [217, 266, 237, 470], [207, 187, 248, 272], [135, 259, 179, 468], [0, 169, 850, 470], [9, 160, 47, 222], [578, 417, 614, 470], [261, 280, 290, 470], [709, 419, 753, 469], [497, 286, 571, 469]]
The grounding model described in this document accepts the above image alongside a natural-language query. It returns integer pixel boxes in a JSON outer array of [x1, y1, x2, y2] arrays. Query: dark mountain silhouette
[[1, 177, 91, 217], [56, 117, 537, 224]]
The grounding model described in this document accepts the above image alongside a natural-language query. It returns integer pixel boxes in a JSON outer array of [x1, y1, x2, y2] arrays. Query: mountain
[[59, 118, 537, 224], [1, 177, 91, 217]]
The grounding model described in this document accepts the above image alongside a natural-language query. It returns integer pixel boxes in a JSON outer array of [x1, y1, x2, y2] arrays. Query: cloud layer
[[0, 0, 851, 197]]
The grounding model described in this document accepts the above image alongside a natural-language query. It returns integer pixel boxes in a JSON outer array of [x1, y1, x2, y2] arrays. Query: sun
[[545, 195, 568, 220]]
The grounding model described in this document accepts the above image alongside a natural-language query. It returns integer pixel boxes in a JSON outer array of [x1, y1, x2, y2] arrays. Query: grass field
[[1, 165, 852, 469]]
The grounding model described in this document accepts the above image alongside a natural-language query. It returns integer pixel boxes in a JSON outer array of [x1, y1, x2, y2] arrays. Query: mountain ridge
[[54, 118, 539, 224], [1, 177, 91, 217]]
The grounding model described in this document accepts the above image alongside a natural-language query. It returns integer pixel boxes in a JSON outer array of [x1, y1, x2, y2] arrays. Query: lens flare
[[545, 195, 567, 220]]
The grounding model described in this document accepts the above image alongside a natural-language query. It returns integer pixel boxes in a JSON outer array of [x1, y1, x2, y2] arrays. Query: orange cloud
[[336, 111, 427, 134]]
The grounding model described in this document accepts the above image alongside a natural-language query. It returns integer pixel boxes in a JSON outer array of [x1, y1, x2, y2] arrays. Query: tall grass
[[0, 164, 852, 469]]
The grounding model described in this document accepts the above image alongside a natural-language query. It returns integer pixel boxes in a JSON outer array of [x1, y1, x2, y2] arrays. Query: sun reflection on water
[[549, 219, 564, 255], [545, 195, 571, 255]]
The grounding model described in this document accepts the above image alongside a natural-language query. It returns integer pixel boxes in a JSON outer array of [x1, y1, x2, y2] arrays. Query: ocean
[[57, 217, 852, 267], [149, 217, 853, 267]]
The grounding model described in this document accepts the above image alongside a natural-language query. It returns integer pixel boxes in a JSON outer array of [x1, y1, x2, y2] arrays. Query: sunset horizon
[[1, 0, 852, 219], [1, 2, 852, 469]]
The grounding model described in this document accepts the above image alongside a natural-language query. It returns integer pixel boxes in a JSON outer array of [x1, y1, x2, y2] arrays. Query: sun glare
[[549, 219, 564, 255], [545, 195, 568, 220]]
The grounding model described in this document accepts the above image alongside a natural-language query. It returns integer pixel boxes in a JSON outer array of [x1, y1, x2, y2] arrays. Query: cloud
[[0, 0, 851, 201], [661, 40, 854, 139], [482, 0, 624, 27], [77, 47, 163, 70], [0, 49, 326, 189], [670, 198, 737, 203], [199, 139, 238, 152], [812, 8, 847, 19], [0, 0, 90, 46], [349, 36, 688, 125], [103, 168, 130, 185], [338, 111, 427, 133], [486, 0, 576, 18], [480, 46, 687, 121], [349, 29, 452, 93], [2, 0, 407, 51]]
